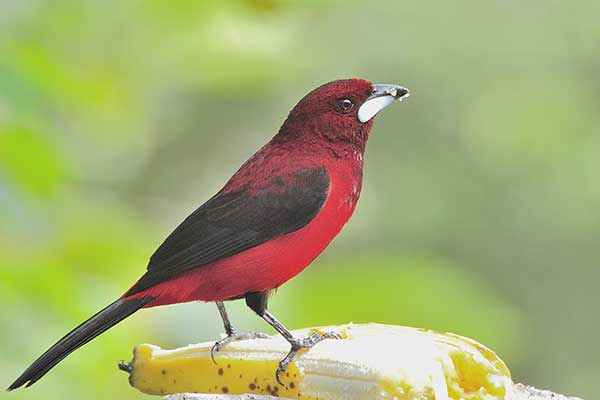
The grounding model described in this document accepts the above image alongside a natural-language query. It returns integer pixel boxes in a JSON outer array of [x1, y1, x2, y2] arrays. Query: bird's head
[[279, 78, 409, 150]]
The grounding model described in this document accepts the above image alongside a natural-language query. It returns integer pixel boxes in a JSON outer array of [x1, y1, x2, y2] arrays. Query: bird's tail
[[7, 297, 153, 390]]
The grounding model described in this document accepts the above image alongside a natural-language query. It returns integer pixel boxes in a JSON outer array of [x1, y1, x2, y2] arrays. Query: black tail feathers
[[7, 297, 152, 391]]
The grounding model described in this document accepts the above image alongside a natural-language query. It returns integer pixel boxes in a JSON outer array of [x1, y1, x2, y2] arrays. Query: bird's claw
[[211, 330, 270, 363], [275, 331, 342, 385]]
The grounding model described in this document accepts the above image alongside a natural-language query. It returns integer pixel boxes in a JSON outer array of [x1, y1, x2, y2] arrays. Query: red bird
[[9, 78, 409, 390]]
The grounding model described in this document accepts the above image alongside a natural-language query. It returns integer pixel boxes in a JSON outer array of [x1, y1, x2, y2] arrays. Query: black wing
[[126, 167, 329, 295]]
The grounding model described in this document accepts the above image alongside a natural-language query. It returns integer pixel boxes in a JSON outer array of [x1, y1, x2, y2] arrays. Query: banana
[[121, 323, 513, 400]]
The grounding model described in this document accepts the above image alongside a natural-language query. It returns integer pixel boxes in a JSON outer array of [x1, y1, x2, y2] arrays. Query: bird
[[8, 78, 409, 390]]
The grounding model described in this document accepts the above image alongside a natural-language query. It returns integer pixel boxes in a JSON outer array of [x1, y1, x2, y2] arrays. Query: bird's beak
[[357, 84, 410, 123]]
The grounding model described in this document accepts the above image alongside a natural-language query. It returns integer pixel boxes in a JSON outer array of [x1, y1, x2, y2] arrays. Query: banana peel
[[119, 323, 520, 399]]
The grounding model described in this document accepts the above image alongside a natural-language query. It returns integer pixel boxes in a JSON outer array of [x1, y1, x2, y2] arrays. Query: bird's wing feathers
[[125, 167, 330, 295]]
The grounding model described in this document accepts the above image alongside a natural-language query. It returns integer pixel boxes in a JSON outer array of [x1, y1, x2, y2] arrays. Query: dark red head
[[277, 78, 409, 151]]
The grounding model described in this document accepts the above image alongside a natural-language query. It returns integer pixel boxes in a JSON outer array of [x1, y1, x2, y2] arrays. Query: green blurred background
[[1, 1, 598, 398]]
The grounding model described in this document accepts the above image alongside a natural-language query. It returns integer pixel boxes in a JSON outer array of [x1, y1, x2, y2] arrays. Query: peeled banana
[[120, 323, 526, 399]]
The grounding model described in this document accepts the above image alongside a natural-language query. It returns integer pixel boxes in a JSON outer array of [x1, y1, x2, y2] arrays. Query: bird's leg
[[211, 301, 269, 363], [216, 301, 234, 336], [261, 310, 341, 384], [245, 292, 342, 385]]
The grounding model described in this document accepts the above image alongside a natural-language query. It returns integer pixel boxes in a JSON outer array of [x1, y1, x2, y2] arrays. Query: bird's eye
[[334, 98, 354, 113]]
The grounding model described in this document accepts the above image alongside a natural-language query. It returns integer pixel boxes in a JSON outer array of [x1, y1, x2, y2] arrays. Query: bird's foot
[[211, 330, 270, 363], [276, 331, 341, 385]]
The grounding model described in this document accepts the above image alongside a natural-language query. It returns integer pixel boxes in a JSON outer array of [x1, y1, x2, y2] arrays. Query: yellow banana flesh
[[123, 323, 512, 399]]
